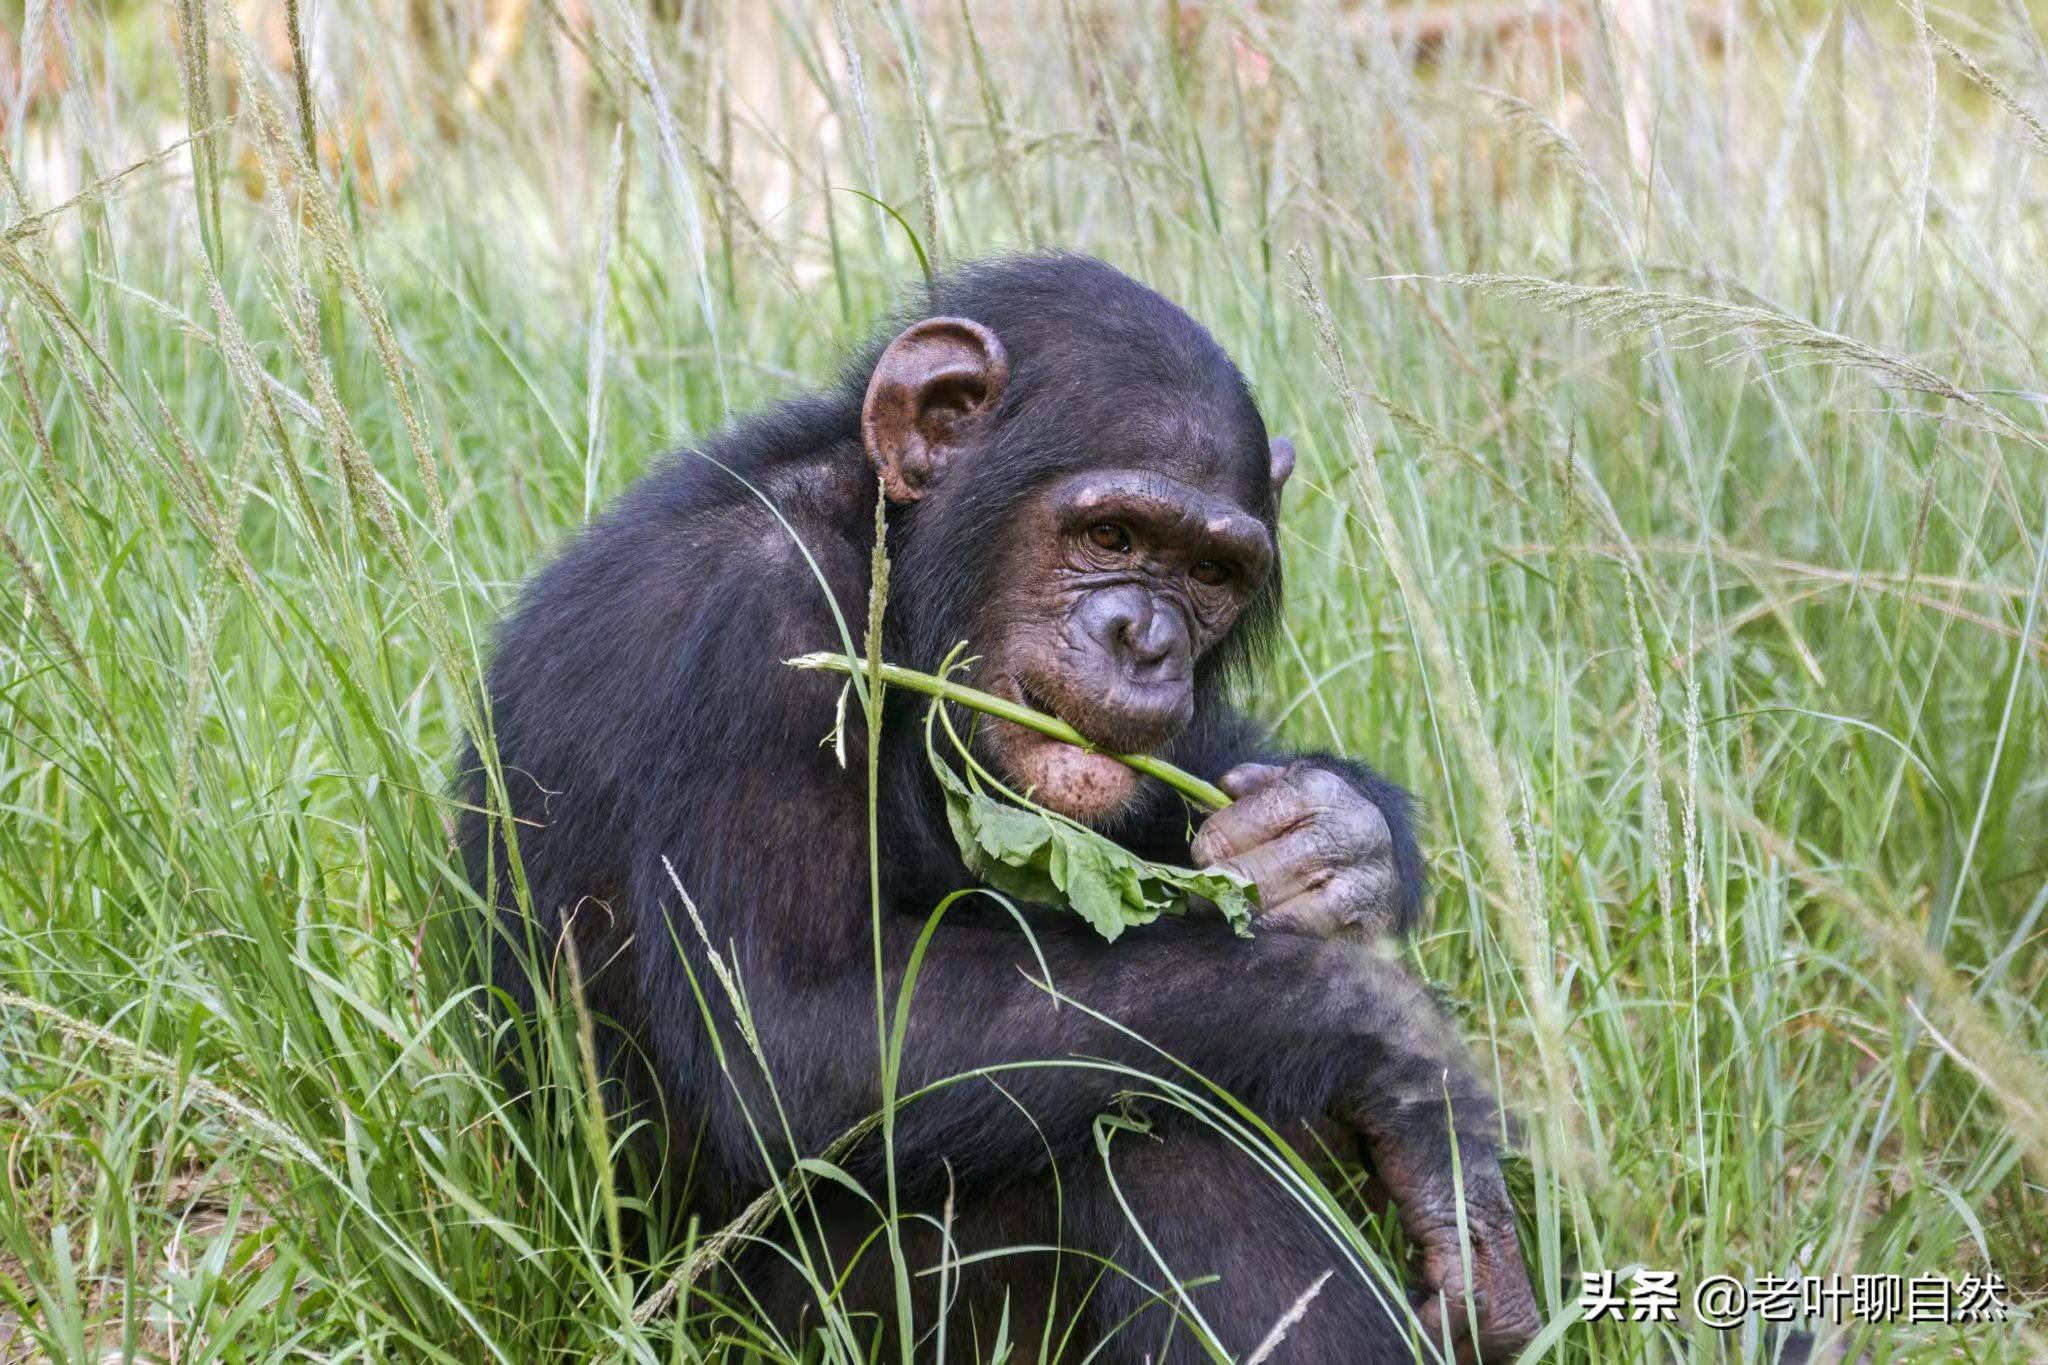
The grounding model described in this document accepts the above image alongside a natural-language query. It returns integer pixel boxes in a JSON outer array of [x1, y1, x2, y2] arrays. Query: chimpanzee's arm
[[1125, 702, 1428, 937], [750, 914, 1534, 1351], [696, 908, 1495, 1197]]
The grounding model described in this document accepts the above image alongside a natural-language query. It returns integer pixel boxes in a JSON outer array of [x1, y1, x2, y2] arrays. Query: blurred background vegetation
[[1, 0, 2045, 1359]]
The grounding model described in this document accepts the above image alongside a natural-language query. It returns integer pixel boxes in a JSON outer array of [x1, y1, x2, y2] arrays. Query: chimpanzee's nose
[[1100, 593, 1188, 682]]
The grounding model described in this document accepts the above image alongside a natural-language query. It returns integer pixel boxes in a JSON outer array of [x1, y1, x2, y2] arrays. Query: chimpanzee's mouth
[[1004, 671, 1187, 756], [1009, 676, 1130, 753], [984, 673, 1145, 823], [1012, 678, 1091, 741]]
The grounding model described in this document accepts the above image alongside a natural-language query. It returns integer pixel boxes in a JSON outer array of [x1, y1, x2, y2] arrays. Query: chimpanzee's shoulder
[[625, 393, 869, 533], [488, 394, 870, 686]]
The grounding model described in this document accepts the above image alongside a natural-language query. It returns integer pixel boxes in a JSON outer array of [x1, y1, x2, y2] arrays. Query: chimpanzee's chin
[[992, 726, 1142, 825]]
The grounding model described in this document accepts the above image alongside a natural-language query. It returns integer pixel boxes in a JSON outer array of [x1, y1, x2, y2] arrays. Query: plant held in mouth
[[787, 651, 1257, 940]]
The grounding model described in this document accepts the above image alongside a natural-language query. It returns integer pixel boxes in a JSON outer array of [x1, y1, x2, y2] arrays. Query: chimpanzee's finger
[[1194, 766, 1390, 869], [1196, 765, 1318, 859], [1215, 761, 1286, 800], [1468, 1230, 1541, 1357], [1190, 793, 1310, 872], [1412, 1290, 1479, 1365], [1261, 862, 1402, 939], [1202, 825, 1348, 906]]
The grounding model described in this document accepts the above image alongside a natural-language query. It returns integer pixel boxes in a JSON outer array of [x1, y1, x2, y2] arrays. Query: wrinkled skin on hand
[[1191, 761, 1404, 940], [1374, 1128, 1543, 1363], [1293, 1114, 1541, 1363]]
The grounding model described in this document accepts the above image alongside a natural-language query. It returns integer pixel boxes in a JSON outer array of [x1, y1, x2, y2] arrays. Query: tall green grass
[[1, 0, 2044, 1359]]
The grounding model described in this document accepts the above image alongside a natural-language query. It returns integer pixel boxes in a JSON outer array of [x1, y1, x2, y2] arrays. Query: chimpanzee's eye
[[1087, 522, 1132, 554], [1190, 559, 1232, 587]]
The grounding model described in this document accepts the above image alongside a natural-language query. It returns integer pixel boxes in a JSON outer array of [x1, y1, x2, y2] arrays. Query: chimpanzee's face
[[858, 311, 1288, 824], [972, 470, 1272, 822]]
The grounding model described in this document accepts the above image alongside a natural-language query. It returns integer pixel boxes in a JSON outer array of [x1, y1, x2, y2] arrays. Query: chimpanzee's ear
[[861, 317, 1008, 503], [1269, 435, 1296, 496]]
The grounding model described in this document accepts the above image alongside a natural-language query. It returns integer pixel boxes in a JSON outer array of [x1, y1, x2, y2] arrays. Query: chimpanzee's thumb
[[1217, 762, 1286, 801]]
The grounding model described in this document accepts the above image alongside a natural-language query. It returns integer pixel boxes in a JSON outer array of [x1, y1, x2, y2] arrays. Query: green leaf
[[927, 714, 1257, 941]]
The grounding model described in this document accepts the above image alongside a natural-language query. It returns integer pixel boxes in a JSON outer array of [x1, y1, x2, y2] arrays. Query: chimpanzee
[[459, 254, 1540, 1361]]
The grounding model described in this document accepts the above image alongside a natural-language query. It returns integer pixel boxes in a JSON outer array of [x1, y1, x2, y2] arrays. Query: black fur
[[459, 254, 1479, 1360]]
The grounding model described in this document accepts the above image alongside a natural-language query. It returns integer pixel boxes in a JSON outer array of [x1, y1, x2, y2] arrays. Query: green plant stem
[[787, 652, 1231, 811]]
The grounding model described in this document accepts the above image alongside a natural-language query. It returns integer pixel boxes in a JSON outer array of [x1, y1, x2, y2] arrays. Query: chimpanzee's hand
[[1366, 1123, 1540, 1363], [1190, 761, 1403, 940]]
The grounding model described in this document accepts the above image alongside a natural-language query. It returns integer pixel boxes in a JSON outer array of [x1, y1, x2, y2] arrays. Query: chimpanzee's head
[[857, 255, 1292, 824]]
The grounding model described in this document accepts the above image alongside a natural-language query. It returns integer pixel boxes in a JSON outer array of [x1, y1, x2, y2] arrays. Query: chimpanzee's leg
[[734, 1177, 1071, 1360], [1067, 1124, 1423, 1365], [737, 1118, 1528, 1363]]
